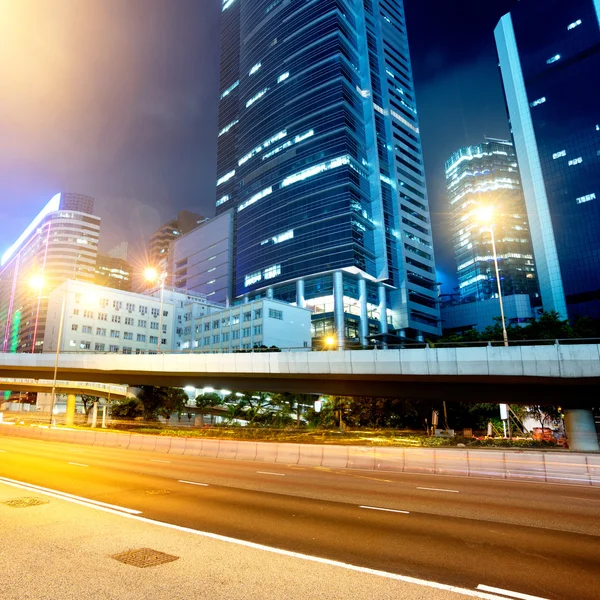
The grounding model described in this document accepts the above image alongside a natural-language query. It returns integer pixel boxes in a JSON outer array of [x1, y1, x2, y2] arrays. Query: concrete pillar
[[243, 296, 249, 304], [296, 279, 306, 308], [358, 278, 368, 346], [266, 287, 274, 299], [65, 393, 77, 426], [565, 409, 599, 451], [91, 401, 98, 428], [333, 271, 345, 349], [378, 284, 388, 334]]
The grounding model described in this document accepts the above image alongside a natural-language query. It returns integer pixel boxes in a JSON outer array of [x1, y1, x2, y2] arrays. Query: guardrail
[[0, 378, 127, 395], [2, 338, 600, 356], [1, 423, 598, 486]]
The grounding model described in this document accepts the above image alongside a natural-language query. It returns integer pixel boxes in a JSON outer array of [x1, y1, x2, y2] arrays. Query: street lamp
[[475, 206, 508, 347], [324, 335, 336, 350], [144, 267, 167, 352]]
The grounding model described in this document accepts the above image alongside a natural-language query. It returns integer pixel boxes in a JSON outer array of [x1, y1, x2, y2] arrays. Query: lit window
[[238, 130, 287, 165], [277, 72, 289, 83], [216, 170, 235, 186], [216, 195, 230, 207], [218, 119, 239, 136], [552, 150, 566, 159], [249, 62, 261, 75], [261, 229, 294, 245], [263, 264, 281, 280], [281, 155, 351, 187], [576, 193, 596, 204], [222, 0, 237, 11], [245, 271, 262, 287], [219, 80, 239, 99], [530, 97, 546, 107], [568, 157, 583, 166], [546, 54, 561, 64], [238, 186, 273, 211], [246, 87, 269, 108], [567, 19, 582, 30]]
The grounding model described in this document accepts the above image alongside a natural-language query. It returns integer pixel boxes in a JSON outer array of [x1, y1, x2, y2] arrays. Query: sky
[[0, 0, 516, 292]]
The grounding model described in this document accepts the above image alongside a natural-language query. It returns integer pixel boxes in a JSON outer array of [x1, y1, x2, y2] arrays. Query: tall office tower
[[149, 210, 206, 280], [216, 0, 440, 346], [445, 138, 539, 305], [0, 192, 101, 353], [495, 0, 600, 319]]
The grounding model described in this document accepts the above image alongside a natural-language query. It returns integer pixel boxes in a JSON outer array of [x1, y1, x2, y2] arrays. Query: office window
[[71, 324, 78, 331], [138, 319, 147, 328], [222, 332, 230, 342], [184, 326, 191, 335], [113, 300, 122, 310], [231, 315, 240, 325], [124, 332, 133, 340], [111, 315, 121, 323], [254, 325, 262, 335], [109, 344, 119, 352], [95, 343, 105, 352], [69, 340, 76, 347], [96, 328, 106, 336], [149, 335, 158, 344], [98, 312, 108, 321], [82, 326, 92, 334], [213, 320, 220, 329], [150, 322, 159, 330], [243, 312, 252, 322], [162, 324, 167, 333], [151, 308, 160, 318], [254, 309, 262, 319], [83, 310, 93, 319], [163, 310, 169, 317], [137, 334, 146, 342], [122, 347, 132, 354], [268, 309, 283, 320], [125, 317, 134, 325], [222, 317, 231, 326], [161, 338, 167, 346], [232, 330, 240, 340], [139, 305, 148, 315], [204, 336, 210, 345], [80, 341, 91, 350], [110, 330, 120, 338], [73, 309, 79, 316], [204, 322, 210, 331], [75, 294, 81, 304], [100, 298, 109, 308], [242, 327, 251, 337], [126, 303, 135, 312]]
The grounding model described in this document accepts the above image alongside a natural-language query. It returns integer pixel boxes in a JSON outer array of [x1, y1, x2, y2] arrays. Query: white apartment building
[[44, 280, 223, 354], [182, 298, 311, 352]]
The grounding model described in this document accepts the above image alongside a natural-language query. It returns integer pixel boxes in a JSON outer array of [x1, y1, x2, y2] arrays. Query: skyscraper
[[0, 192, 100, 353], [216, 0, 440, 346], [445, 138, 539, 305], [495, 0, 600, 319]]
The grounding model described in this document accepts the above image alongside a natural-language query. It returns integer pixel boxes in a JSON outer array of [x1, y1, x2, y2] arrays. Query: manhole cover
[[145, 489, 171, 495], [2, 497, 49, 508], [111, 548, 179, 568]]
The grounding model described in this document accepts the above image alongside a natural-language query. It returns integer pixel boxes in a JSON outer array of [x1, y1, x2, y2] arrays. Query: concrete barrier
[[2, 426, 599, 487]]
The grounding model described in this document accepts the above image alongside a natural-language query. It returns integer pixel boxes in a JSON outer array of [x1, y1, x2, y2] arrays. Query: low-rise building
[[182, 298, 311, 352], [44, 280, 223, 354]]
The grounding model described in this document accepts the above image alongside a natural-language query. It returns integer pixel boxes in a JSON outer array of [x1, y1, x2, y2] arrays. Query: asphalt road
[[1, 435, 599, 600]]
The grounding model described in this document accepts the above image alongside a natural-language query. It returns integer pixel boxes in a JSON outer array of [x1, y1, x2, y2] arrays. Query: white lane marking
[[477, 584, 549, 600], [359, 505, 409, 514], [417, 487, 459, 493], [178, 480, 209, 487], [150, 459, 171, 463], [0, 476, 142, 514], [257, 471, 285, 477], [67, 462, 89, 467], [0, 477, 513, 600]]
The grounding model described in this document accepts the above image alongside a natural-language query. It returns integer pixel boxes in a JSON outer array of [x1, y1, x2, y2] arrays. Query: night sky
[[0, 0, 516, 292]]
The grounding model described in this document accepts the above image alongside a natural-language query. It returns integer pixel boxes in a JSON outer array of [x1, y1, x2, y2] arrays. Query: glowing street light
[[474, 205, 508, 347], [144, 267, 167, 352], [324, 335, 336, 350]]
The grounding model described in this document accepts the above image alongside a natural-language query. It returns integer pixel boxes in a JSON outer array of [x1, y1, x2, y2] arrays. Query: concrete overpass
[[0, 378, 129, 401], [0, 344, 598, 449]]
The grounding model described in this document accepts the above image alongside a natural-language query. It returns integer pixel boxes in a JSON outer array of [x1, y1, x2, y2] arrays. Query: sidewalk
[[0, 480, 497, 600]]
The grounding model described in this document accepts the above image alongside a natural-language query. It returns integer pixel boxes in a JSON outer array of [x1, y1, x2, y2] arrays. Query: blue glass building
[[216, 0, 440, 346], [495, 0, 600, 319]]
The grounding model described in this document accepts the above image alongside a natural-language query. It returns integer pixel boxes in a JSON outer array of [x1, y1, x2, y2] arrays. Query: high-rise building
[[149, 210, 207, 282], [215, 0, 440, 346], [95, 242, 133, 292], [0, 192, 100, 353], [445, 138, 539, 305], [495, 0, 600, 319]]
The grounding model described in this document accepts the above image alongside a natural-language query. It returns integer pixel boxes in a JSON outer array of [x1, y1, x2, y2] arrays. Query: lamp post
[[145, 267, 167, 352], [48, 291, 67, 426], [324, 335, 336, 350], [475, 206, 508, 347]]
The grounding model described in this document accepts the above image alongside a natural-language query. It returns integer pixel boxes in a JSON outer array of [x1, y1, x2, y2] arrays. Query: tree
[[195, 392, 223, 426], [157, 388, 189, 425], [135, 386, 188, 421], [80, 394, 99, 416], [110, 398, 142, 420]]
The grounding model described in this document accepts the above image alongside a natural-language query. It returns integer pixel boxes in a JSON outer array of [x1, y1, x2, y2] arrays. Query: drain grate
[[2, 497, 49, 508], [111, 548, 179, 568], [145, 489, 171, 496]]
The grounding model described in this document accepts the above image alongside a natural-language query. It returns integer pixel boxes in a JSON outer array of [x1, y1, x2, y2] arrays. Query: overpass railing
[[3, 337, 599, 356], [0, 378, 127, 395]]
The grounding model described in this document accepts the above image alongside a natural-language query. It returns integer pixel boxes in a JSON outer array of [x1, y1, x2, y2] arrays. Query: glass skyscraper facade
[[495, 0, 600, 319], [216, 0, 440, 346], [445, 138, 539, 305]]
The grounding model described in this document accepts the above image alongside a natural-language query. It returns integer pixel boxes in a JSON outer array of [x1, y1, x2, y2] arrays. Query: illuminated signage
[[1, 193, 61, 266]]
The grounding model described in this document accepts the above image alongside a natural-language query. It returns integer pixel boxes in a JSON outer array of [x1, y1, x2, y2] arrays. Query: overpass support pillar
[[333, 271, 345, 349], [65, 394, 77, 426], [565, 409, 599, 451], [358, 278, 368, 346]]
